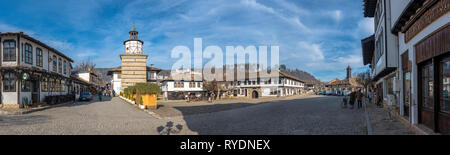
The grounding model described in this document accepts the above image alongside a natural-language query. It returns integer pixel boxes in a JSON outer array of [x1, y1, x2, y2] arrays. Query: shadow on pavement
[[156, 121, 183, 135]]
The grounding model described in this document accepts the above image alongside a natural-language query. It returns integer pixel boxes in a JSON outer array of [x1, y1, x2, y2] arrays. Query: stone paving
[[154, 95, 315, 118], [0, 95, 416, 135], [364, 101, 417, 135]]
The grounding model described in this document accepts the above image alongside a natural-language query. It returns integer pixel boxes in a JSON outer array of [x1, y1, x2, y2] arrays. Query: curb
[[0, 101, 74, 115], [118, 96, 162, 119], [363, 100, 373, 135]]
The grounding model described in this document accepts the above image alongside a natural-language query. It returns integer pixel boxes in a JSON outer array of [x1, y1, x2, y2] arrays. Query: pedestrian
[[98, 90, 103, 101], [342, 95, 348, 108], [112, 90, 116, 97], [357, 90, 363, 109]]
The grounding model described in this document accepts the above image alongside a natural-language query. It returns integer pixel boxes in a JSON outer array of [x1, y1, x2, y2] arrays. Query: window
[[197, 82, 201, 88], [55, 80, 61, 92], [24, 43, 33, 64], [61, 80, 65, 92], [42, 77, 48, 92], [49, 78, 55, 92], [175, 82, 184, 88], [189, 82, 195, 88], [64, 60, 67, 75], [3, 41, 16, 62], [58, 58, 62, 73], [52, 55, 57, 72], [422, 63, 434, 109], [36, 48, 43, 67], [387, 76, 395, 95], [3, 72, 16, 92], [441, 58, 450, 114]]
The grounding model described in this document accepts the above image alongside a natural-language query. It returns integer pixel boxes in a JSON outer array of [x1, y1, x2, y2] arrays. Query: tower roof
[[131, 24, 136, 31]]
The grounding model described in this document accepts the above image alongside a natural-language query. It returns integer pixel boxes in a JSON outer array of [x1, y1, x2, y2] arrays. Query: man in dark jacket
[[356, 90, 363, 109]]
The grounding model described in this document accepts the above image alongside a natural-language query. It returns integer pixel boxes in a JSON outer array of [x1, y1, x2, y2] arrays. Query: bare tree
[[74, 59, 96, 72], [355, 69, 372, 93]]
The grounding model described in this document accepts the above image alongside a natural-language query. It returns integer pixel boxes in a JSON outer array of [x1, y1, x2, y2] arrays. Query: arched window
[[52, 55, 57, 72], [63, 60, 67, 75], [58, 58, 62, 73], [36, 48, 43, 67]]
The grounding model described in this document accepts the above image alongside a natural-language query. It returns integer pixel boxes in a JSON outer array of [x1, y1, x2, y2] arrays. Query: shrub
[[135, 83, 161, 94]]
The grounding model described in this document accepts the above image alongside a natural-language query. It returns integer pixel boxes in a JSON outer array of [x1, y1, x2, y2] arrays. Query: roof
[[0, 32, 74, 62], [391, 0, 427, 34], [363, 0, 377, 17], [164, 72, 203, 81], [163, 70, 306, 83], [327, 78, 363, 87], [361, 35, 375, 65]]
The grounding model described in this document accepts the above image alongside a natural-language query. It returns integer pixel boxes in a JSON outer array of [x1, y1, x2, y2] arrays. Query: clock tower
[[120, 25, 148, 90]]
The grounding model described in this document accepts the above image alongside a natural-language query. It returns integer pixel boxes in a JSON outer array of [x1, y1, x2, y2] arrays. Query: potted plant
[[138, 96, 146, 109], [135, 83, 161, 109]]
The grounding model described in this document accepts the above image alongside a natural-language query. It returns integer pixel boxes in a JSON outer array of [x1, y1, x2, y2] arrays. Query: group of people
[[97, 89, 116, 101], [342, 89, 364, 109]]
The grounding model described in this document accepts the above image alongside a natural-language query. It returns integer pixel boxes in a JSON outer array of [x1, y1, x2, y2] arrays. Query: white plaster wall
[[78, 73, 90, 83], [390, 0, 411, 28]]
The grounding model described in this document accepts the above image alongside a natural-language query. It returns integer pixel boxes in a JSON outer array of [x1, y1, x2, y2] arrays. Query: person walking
[[98, 90, 103, 101], [112, 90, 116, 97], [357, 90, 363, 109]]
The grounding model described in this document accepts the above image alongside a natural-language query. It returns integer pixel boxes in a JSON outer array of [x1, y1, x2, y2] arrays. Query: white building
[[391, 0, 450, 134], [362, 0, 400, 110], [0, 32, 75, 108], [363, 0, 450, 134], [107, 65, 163, 95], [160, 70, 305, 100]]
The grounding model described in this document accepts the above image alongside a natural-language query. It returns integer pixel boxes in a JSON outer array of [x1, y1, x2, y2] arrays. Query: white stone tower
[[120, 25, 148, 91]]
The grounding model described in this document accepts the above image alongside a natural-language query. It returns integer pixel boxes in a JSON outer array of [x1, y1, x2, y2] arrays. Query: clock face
[[125, 41, 143, 54]]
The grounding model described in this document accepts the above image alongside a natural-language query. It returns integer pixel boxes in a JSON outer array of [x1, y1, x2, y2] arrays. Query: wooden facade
[[415, 23, 450, 134]]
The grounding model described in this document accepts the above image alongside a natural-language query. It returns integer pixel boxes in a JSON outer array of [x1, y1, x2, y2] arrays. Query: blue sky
[[0, 0, 373, 82]]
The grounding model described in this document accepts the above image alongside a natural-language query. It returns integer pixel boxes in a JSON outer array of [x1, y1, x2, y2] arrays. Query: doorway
[[252, 91, 259, 99], [32, 79, 40, 104]]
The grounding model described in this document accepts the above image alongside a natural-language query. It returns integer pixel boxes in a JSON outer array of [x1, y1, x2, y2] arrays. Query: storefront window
[[422, 63, 434, 109], [441, 58, 450, 113], [404, 72, 411, 107], [387, 76, 395, 95], [42, 77, 48, 92]]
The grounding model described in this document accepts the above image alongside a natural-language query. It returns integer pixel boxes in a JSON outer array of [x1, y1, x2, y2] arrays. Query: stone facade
[[120, 54, 148, 90]]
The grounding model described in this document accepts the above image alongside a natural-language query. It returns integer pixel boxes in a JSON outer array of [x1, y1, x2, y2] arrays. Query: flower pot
[[142, 94, 157, 109], [139, 105, 146, 109]]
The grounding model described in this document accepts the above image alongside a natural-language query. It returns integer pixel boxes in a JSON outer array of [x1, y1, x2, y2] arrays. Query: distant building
[[326, 66, 363, 94], [160, 70, 306, 100], [107, 65, 163, 95]]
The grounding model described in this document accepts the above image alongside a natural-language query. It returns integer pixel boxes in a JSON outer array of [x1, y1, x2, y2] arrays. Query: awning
[[361, 35, 375, 65]]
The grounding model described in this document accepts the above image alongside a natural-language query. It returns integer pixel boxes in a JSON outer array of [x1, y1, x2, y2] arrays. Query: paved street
[[1, 96, 371, 135]]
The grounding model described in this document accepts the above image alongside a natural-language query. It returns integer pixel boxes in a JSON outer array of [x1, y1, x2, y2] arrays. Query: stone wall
[[120, 54, 148, 91]]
